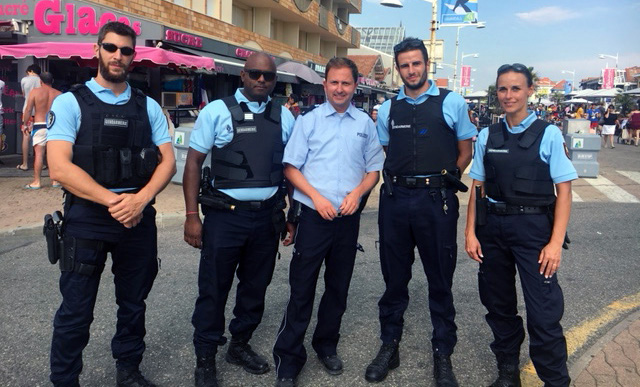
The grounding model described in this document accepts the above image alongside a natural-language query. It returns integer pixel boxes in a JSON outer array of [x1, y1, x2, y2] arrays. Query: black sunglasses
[[100, 43, 135, 56], [245, 69, 276, 82], [497, 63, 529, 75]]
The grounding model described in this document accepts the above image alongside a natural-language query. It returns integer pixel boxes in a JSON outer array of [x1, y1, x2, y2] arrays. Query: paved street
[[0, 143, 639, 386]]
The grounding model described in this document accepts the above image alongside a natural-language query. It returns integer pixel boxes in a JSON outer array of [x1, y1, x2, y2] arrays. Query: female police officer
[[464, 64, 577, 387]]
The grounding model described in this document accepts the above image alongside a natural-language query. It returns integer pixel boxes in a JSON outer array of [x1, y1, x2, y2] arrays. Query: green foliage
[[614, 93, 635, 115]]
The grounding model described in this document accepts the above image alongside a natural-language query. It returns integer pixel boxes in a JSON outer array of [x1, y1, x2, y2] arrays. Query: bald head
[[244, 52, 276, 72], [240, 52, 277, 103]]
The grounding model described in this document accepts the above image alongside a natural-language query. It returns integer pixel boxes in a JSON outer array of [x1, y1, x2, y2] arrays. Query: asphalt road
[[1, 194, 638, 386]]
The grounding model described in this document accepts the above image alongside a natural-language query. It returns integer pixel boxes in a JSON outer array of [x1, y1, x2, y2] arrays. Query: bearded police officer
[[365, 38, 476, 386], [47, 22, 176, 387], [465, 64, 576, 387], [183, 52, 295, 387]]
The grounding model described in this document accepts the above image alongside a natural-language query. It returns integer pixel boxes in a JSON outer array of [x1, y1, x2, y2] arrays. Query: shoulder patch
[[46, 111, 55, 129]]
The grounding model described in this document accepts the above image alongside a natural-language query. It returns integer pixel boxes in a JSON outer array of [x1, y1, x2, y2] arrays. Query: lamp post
[[561, 70, 575, 91], [598, 53, 619, 68], [439, 22, 485, 93], [380, 0, 438, 80], [458, 52, 478, 93]]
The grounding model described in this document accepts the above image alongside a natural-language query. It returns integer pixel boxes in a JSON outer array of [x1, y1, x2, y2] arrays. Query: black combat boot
[[433, 353, 459, 387], [194, 355, 218, 387], [364, 341, 399, 383], [116, 368, 157, 387], [489, 361, 521, 387], [225, 339, 270, 374]]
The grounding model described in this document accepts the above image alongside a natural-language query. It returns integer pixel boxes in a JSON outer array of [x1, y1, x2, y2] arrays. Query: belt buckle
[[335, 211, 343, 218], [405, 177, 417, 187], [493, 203, 507, 214], [250, 201, 262, 210]]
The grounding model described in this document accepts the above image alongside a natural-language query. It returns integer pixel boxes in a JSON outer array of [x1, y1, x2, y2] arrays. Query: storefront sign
[[165, 29, 202, 48], [10, 0, 162, 41], [235, 48, 255, 59], [307, 61, 326, 75], [358, 76, 379, 87]]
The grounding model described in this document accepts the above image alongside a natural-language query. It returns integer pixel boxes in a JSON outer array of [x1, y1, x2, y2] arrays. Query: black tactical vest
[[384, 89, 458, 176], [483, 119, 556, 206], [210, 96, 284, 189], [70, 85, 157, 189]]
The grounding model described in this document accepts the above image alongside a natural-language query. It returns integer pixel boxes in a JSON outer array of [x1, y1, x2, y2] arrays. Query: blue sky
[[350, 0, 640, 92]]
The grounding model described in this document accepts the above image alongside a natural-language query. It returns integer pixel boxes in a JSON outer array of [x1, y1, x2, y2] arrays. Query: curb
[[568, 308, 640, 381]]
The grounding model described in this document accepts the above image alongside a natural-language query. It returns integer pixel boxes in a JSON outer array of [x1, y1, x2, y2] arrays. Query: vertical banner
[[440, 0, 478, 25], [460, 65, 471, 87], [602, 68, 615, 89], [564, 80, 573, 94]]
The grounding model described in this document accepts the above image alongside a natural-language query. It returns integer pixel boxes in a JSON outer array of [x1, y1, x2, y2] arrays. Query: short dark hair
[[26, 64, 41, 75], [39, 72, 53, 85], [393, 37, 428, 65], [496, 63, 533, 87], [325, 57, 359, 83], [289, 94, 298, 103], [97, 21, 137, 48]]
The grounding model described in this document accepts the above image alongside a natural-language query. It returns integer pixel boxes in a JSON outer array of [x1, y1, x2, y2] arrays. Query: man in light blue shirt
[[183, 52, 295, 387], [273, 57, 384, 387]]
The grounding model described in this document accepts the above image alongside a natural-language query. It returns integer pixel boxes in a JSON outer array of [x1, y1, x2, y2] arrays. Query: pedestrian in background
[[17, 64, 41, 171], [273, 57, 384, 387], [627, 104, 640, 146], [465, 63, 576, 387], [46, 21, 176, 387], [22, 72, 60, 189], [184, 52, 296, 387], [602, 105, 619, 148]]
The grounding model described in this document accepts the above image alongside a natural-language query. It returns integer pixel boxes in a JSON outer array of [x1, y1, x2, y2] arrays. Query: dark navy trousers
[[192, 206, 278, 358], [377, 185, 459, 355], [477, 213, 570, 387], [273, 206, 360, 378], [50, 204, 158, 387]]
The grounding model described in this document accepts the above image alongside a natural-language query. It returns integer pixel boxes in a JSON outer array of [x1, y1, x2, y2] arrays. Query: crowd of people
[[8, 21, 601, 387]]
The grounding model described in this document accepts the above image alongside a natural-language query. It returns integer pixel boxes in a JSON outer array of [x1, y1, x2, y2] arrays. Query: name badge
[[243, 112, 254, 121], [104, 118, 129, 127], [237, 126, 257, 134], [487, 148, 509, 154]]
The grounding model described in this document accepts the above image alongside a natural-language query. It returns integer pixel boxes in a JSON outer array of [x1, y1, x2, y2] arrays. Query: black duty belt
[[487, 202, 551, 215], [392, 175, 447, 188], [226, 193, 280, 211]]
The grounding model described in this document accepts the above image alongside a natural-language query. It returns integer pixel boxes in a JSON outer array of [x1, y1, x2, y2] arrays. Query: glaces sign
[[33, 0, 142, 35]]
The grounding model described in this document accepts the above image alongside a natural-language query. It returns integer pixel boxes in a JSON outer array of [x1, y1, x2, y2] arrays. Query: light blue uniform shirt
[[469, 111, 578, 201], [189, 88, 295, 201], [47, 78, 171, 192], [283, 102, 385, 211], [376, 80, 477, 147]]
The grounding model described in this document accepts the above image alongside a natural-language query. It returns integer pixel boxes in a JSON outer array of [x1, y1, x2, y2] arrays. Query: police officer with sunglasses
[[183, 52, 296, 387], [46, 22, 176, 387], [465, 63, 576, 387]]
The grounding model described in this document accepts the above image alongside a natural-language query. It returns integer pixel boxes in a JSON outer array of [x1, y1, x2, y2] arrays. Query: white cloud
[[515, 6, 580, 24]]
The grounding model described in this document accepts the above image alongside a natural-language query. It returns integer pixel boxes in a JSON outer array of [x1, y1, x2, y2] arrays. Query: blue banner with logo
[[440, 0, 478, 25], [564, 80, 573, 94]]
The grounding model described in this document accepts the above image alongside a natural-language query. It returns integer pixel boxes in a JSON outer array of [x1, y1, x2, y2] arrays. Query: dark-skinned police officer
[[273, 57, 384, 387], [47, 22, 176, 387], [465, 64, 576, 387], [365, 38, 476, 387], [183, 52, 295, 387]]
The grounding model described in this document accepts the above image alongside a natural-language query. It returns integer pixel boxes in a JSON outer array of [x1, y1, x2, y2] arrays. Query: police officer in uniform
[[465, 64, 576, 387], [365, 38, 476, 386], [272, 57, 384, 387], [47, 22, 176, 387], [183, 52, 295, 387]]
